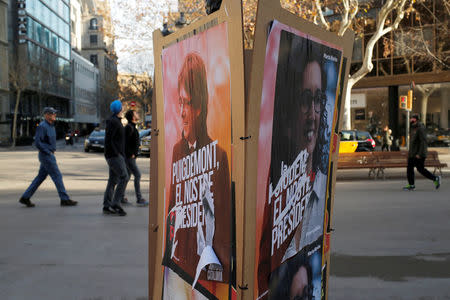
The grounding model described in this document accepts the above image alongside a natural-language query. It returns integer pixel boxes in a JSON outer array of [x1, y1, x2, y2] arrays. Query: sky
[[109, 0, 178, 74]]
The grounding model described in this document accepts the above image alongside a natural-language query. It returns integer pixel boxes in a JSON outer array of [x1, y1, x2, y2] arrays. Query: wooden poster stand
[[150, 0, 354, 298], [150, 0, 246, 298], [243, 0, 354, 299]]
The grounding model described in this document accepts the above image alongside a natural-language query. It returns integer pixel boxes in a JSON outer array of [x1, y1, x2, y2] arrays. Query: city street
[[0, 146, 449, 299]]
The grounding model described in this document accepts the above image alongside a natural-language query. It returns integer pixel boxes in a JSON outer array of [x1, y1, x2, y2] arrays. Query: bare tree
[[118, 73, 153, 118], [8, 53, 29, 148], [241, 0, 414, 130]]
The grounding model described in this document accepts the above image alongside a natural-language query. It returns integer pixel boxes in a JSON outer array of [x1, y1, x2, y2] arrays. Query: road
[[0, 146, 449, 299]]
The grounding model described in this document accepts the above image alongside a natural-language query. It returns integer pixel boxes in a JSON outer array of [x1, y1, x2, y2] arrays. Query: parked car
[[139, 129, 151, 156], [436, 129, 450, 146], [84, 129, 105, 152], [339, 130, 376, 152], [427, 128, 450, 146]]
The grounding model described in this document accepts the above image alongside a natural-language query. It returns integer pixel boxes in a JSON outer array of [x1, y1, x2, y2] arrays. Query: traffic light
[[399, 95, 407, 110], [407, 90, 413, 111]]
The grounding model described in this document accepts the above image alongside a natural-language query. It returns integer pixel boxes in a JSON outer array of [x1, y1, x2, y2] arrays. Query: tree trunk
[[421, 95, 428, 126], [11, 90, 22, 148], [343, 78, 355, 130]]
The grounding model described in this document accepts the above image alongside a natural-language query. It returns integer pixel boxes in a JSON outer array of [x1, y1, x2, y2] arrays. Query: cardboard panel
[[243, 1, 354, 300], [150, 0, 246, 298]]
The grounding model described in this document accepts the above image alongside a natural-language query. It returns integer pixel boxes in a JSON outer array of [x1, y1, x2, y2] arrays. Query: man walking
[[123, 110, 148, 206], [103, 100, 129, 216], [403, 113, 441, 190], [19, 107, 77, 207]]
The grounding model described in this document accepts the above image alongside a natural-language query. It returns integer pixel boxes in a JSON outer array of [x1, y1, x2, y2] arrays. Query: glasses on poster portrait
[[291, 284, 314, 300], [178, 97, 192, 110], [299, 89, 326, 114]]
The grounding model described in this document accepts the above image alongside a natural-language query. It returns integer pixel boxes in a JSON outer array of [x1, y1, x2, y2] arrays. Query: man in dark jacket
[[103, 100, 129, 216], [162, 53, 231, 296], [404, 113, 441, 190], [123, 110, 148, 206], [19, 107, 77, 207]]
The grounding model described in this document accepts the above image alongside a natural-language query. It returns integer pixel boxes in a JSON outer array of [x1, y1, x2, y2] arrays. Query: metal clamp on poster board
[[244, 0, 354, 299], [150, 0, 246, 299]]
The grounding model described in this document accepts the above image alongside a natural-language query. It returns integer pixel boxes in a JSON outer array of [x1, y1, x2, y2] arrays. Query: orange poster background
[[161, 22, 232, 298], [162, 22, 231, 207]]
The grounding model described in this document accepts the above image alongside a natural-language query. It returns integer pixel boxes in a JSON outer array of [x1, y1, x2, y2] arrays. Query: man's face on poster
[[179, 86, 201, 144], [296, 61, 322, 156]]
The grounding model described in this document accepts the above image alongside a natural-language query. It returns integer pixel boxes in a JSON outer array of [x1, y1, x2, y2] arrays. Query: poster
[[161, 22, 233, 299], [254, 21, 343, 300]]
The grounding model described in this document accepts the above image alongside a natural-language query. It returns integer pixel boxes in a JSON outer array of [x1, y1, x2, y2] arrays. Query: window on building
[[90, 54, 98, 66], [90, 18, 98, 30], [71, 21, 76, 34], [90, 34, 98, 45]]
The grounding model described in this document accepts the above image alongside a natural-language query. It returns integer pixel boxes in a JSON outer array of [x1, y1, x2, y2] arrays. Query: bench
[[337, 152, 379, 178], [338, 151, 447, 179]]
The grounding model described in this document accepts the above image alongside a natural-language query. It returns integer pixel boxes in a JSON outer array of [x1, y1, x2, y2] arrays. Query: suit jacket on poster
[[163, 133, 231, 284], [257, 170, 317, 298]]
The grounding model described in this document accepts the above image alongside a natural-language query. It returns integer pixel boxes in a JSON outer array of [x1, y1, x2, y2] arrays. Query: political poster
[[161, 22, 233, 299], [254, 20, 343, 300]]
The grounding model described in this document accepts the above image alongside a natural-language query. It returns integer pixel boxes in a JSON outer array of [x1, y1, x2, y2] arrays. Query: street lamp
[[205, 0, 222, 15], [161, 23, 172, 36], [175, 12, 187, 29]]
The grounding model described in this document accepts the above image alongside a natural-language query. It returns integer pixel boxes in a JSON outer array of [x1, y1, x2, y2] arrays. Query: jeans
[[407, 157, 436, 185], [22, 152, 69, 200], [126, 157, 143, 201], [104, 155, 129, 207]]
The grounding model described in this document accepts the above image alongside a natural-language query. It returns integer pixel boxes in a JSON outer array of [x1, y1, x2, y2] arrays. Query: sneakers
[[103, 206, 117, 215], [403, 184, 415, 191], [19, 197, 35, 207], [136, 199, 149, 206], [111, 205, 127, 216], [61, 199, 78, 206], [121, 197, 130, 205], [434, 176, 441, 189]]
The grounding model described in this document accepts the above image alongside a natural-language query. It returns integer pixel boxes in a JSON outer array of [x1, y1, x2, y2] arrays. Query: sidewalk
[[0, 138, 86, 152]]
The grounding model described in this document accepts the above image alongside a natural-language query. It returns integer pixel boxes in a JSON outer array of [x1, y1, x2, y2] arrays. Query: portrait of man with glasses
[[257, 27, 342, 300], [162, 51, 232, 298]]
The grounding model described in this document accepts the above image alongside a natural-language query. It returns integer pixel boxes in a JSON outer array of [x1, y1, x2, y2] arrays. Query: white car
[[139, 129, 151, 156]]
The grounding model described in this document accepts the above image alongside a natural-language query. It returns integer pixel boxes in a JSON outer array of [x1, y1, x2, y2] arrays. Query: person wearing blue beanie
[[110, 99, 122, 114], [103, 99, 128, 216]]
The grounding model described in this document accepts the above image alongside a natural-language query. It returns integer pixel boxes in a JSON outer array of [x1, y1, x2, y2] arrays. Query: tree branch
[[350, 0, 408, 83], [314, 0, 330, 30], [338, 0, 358, 36]]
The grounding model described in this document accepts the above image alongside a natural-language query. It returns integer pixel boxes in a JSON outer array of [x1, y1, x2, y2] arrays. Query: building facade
[[344, 0, 449, 141], [0, 0, 9, 144], [79, 0, 118, 124], [3, 0, 73, 142], [71, 50, 99, 134]]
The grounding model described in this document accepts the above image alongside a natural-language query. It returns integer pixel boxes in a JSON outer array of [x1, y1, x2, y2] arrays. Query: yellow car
[[339, 140, 358, 153], [339, 131, 358, 153]]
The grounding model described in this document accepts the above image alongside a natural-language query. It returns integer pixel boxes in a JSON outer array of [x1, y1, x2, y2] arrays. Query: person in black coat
[[403, 113, 441, 190], [123, 110, 148, 206], [103, 100, 129, 216]]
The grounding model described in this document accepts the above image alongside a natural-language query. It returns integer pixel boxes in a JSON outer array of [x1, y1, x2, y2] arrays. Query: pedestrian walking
[[123, 110, 148, 206], [19, 107, 77, 207], [103, 100, 129, 216], [381, 125, 393, 151], [403, 113, 441, 190]]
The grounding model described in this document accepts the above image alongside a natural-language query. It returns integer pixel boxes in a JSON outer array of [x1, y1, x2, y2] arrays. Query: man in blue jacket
[[103, 100, 129, 216], [19, 107, 77, 207]]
